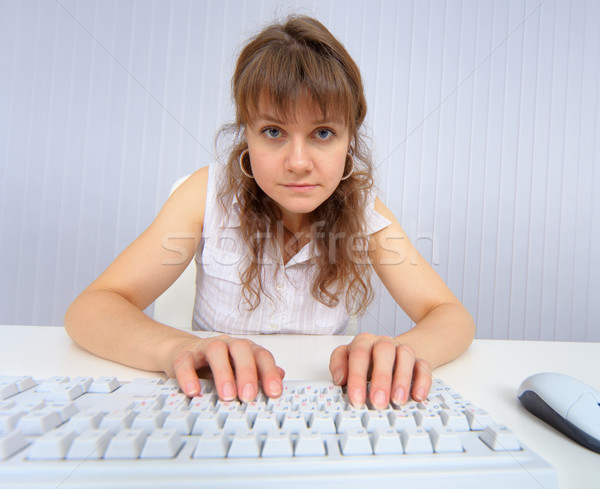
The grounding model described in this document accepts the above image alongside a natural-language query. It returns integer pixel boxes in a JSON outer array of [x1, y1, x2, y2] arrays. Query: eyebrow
[[255, 112, 342, 125]]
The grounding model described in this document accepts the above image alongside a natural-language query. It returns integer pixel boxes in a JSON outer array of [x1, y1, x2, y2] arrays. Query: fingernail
[[186, 382, 199, 396], [241, 383, 255, 401], [269, 380, 282, 397], [392, 387, 405, 405], [222, 382, 235, 400], [373, 389, 386, 408], [333, 369, 344, 385], [415, 387, 425, 401], [352, 388, 365, 407]]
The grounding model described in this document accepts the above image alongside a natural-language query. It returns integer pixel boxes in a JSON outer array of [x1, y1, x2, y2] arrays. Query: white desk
[[1, 325, 598, 488]]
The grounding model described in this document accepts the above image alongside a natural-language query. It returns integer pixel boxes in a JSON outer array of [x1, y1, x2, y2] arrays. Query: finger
[[410, 359, 432, 402], [204, 340, 237, 401], [368, 339, 397, 409], [228, 339, 259, 402], [346, 336, 373, 407], [253, 346, 284, 398], [329, 345, 350, 386], [391, 345, 417, 405], [172, 349, 203, 397], [276, 366, 286, 379]]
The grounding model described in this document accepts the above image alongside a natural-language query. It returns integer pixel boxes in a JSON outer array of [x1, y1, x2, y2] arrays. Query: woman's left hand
[[329, 333, 432, 409]]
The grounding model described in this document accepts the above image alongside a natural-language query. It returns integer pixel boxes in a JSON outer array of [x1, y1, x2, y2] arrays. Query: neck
[[276, 219, 311, 264], [279, 211, 310, 235]]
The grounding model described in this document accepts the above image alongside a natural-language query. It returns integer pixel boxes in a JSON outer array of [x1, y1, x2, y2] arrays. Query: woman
[[65, 16, 475, 410]]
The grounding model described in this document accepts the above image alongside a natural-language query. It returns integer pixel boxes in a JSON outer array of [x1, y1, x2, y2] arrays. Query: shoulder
[[364, 195, 393, 235], [174, 166, 209, 196], [368, 197, 408, 252], [155, 166, 210, 227], [372, 196, 394, 222]]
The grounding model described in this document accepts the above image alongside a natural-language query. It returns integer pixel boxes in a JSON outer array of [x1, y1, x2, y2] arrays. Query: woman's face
[[245, 96, 351, 231]]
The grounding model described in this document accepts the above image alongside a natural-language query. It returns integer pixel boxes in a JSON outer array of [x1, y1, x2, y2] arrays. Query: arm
[[330, 197, 475, 408], [64, 167, 283, 400]]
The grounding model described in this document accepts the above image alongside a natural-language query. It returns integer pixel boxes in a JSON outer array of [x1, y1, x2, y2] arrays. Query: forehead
[[250, 93, 345, 126]]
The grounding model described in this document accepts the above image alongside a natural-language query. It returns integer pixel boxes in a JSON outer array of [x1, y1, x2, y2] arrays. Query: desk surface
[[1, 325, 598, 488]]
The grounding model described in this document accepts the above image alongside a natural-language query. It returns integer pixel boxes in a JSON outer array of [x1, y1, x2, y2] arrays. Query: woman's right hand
[[168, 335, 285, 402]]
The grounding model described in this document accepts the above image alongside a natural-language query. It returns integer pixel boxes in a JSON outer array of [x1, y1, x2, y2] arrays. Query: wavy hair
[[217, 16, 375, 314]]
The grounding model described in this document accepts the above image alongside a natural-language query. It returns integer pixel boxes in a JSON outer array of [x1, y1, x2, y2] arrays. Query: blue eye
[[263, 127, 281, 138], [315, 128, 334, 140]]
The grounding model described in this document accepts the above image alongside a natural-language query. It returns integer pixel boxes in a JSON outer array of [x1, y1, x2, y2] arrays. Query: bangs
[[234, 40, 356, 128]]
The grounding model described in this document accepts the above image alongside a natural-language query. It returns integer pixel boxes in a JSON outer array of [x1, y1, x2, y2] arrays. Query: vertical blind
[[0, 0, 598, 341]]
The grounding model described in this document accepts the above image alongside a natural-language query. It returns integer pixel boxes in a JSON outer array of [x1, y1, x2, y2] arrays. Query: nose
[[285, 138, 312, 173]]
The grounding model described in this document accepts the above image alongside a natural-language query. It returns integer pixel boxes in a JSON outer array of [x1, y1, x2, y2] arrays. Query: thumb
[[173, 350, 202, 397], [329, 344, 350, 386]]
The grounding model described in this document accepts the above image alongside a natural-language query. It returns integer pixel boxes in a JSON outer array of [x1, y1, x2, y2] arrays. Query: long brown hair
[[217, 16, 375, 314]]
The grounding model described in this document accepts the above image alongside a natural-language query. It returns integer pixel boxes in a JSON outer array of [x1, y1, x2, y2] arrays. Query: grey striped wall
[[0, 0, 598, 341]]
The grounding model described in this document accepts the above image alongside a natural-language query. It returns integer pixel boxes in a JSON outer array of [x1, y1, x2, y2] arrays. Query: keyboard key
[[140, 429, 182, 458], [104, 428, 147, 459], [339, 428, 372, 455], [67, 410, 105, 433], [192, 411, 221, 434], [131, 396, 164, 412], [429, 426, 463, 453], [0, 376, 36, 393], [335, 411, 363, 433], [401, 427, 434, 454], [261, 430, 293, 457], [479, 424, 521, 451], [439, 409, 470, 431], [308, 412, 336, 434], [0, 429, 29, 459], [193, 429, 229, 458], [88, 377, 120, 393], [413, 410, 444, 431], [131, 410, 167, 434], [371, 427, 403, 454], [227, 430, 261, 458], [362, 410, 391, 432], [0, 381, 19, 401], [27, 428, 77, 460], [0, 400, 16, 411], [189, 395, 217, 411], [45, 382, 84, 402], [295, 429, 326, 456], [99, 410, 136, 431], [66, 428, 112, 459], [252, 412, 279, 434], [18, 408, 62, 435], [271, 402, 292, 424], [163, 411, 197, 435], [162, 393, 190, 411], [281, 412, 307, 433], [47, 402, 79, 422], [71, 376, 93, 392], [464, 407, 494, 431], [216, 401, 242, 425], [222, 410, 250, 434], [36, 377, 69, 393], [0, 408, 26, 432], [388, 411, 417, 431]]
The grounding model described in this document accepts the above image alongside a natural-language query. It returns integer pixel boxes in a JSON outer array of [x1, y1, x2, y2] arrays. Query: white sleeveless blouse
[[192, 163, 391, 335]]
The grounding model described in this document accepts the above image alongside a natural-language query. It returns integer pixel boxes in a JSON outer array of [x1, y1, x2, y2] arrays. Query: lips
[[283, 183, 318, 193]]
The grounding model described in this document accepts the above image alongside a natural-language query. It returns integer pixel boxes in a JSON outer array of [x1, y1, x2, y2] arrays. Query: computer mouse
[[518, 372, 600, 453]]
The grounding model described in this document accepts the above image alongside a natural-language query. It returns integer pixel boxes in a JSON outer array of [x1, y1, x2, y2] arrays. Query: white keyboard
[[0, 375, 555, 488]]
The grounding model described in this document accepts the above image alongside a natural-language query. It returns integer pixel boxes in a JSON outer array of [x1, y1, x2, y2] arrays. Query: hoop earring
[[340, 153, 354, 180], [239, 149, 254, 178]]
